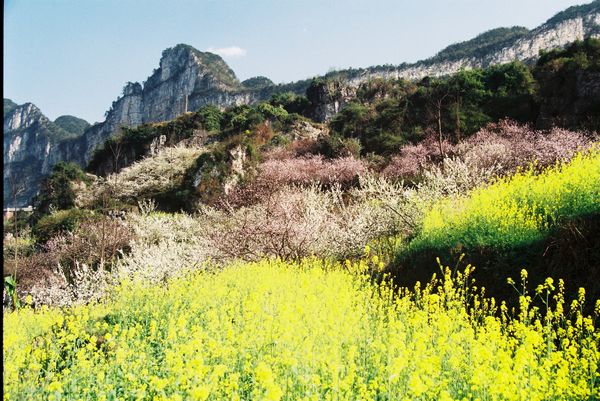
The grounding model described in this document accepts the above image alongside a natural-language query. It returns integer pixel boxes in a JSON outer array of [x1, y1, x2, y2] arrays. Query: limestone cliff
[[348, 2, 600, 83], [4, 2, 600, 206], [309, 2, 600, 120], [3, 101, 87, 206], [75, 45, 270, 165]]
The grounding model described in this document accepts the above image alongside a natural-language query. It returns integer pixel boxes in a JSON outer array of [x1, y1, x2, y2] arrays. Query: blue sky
[[4, 0, 588, 123]]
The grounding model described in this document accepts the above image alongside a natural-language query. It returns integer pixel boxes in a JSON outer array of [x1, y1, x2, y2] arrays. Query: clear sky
[[4, 0, 589, 123]]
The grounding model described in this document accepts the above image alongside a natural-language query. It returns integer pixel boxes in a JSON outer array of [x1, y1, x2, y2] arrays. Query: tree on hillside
[[33, 162, 87, 217], [419, 78, 451, 158], [196, 105, 223, 132], [483, 62, 536, 122], [7, 172, 26, 304], [446, 69, 490, 141], [106, 129, 125, 174]]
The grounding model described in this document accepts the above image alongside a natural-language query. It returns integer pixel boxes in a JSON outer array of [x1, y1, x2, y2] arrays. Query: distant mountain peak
[[3, 101, 87, 142], [150, 43, 241, 90], [54, 115, 90, 137], [242, 76, 275, 89]]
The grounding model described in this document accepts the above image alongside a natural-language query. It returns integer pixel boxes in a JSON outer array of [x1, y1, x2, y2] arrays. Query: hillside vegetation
[[4, 98, 18, 115], [53, 116, 90, 137], [546, 0, 600, 25], [4, 38, 600, 401], [410, 147, 599, 252]]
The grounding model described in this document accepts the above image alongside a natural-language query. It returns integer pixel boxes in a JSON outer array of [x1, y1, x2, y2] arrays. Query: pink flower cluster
[[259, 155, 366, 186], [458, 119, 593, 173], [383, 120, 595, 180], [382, 136, 454, 179]]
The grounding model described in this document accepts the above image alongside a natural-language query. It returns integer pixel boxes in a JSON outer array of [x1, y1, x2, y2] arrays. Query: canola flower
[[410, 145, 600, 252], [3, 258, 599, 400]]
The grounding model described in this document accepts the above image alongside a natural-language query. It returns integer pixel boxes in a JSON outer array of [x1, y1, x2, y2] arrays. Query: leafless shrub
[[382, 136, 455, 179], [10, 217, 134, 307], [227, 155, 366, 207], [204, 186, 337, 261], [43, 218, 134, 278], [206, 179, 421, 262]]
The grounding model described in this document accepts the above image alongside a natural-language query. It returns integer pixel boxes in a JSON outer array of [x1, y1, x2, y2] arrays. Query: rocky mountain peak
[[4, 102, 44, 132], [157, 44, 201, 82], [144, 44, 240, 93], [53, 115, 91, 136], [122, 82, 143, 97], [3, 101, 88, 206]]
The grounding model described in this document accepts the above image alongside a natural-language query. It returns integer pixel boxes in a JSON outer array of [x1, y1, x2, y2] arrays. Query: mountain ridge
[[4, 1, 600, 206]]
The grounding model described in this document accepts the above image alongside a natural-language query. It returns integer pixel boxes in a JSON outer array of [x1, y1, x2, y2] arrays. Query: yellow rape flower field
[[410, 145, 600, 253], [4, 258, 599, 400]]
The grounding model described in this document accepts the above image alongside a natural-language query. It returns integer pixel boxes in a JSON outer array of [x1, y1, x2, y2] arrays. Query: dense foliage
[[4, 98, 18, 115], [242, 76, 275, 89], [546, 0, 600, 25], [33, 162, 89, 217], [330, 39, 599, 156], [269, 92, 312, 117], [31, 208, 91, 245], [329, 62, 539, 155]]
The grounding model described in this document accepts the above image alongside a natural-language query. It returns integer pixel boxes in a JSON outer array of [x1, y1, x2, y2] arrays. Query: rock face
[[142, 45, 239, 122], [345, 4, 600, 85], [4, 2, 600, 206], [4, 103, 49, 207], [306, 80, 358, 123], [71, 45, 272, 165], [223, 145, 248, 196], [112, 44, 272, 127], [3, 102, 85, 206]]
